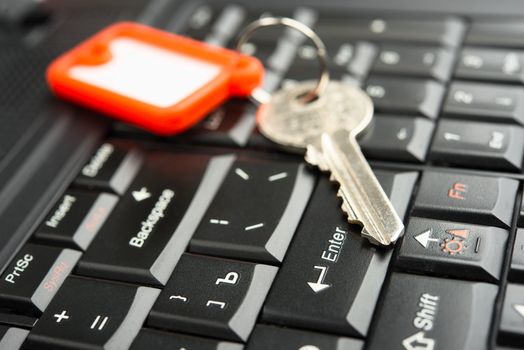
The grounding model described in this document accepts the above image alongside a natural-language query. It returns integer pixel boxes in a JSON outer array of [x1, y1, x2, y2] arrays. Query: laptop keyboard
[[1, 1, 524, 349]]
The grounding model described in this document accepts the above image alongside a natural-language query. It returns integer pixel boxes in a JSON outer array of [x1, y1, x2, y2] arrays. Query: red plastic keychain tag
[[46, 22, 264, 135]]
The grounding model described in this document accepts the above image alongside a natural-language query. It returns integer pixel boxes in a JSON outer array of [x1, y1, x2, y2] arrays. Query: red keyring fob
[[46, 22, 264, 135]]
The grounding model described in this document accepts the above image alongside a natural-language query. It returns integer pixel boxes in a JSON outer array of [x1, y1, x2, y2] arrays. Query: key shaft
[[317, 130, 404, 245]]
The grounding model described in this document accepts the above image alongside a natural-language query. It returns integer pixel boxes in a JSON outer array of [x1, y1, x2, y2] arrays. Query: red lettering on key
[[448, 182, 467, 200], [446, 229, 470, 239]]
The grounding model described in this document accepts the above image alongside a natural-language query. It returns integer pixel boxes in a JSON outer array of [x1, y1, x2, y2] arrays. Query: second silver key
[[257, 80, 404, 245]]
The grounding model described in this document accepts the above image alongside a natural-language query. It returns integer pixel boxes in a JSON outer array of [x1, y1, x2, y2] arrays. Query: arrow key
[[397, 217, 508, 282], [499, 284, 524, 346]]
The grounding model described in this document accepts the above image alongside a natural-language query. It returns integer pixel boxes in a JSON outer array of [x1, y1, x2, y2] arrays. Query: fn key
[[413, 171, 518, 228]]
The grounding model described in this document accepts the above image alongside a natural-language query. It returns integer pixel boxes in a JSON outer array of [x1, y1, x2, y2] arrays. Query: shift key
[[76, 152, 235, 286], [367, 273, 497, 350], [413, 171, 518, 228]]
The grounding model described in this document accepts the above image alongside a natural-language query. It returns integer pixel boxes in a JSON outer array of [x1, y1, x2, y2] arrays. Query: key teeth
[[360, 226, 400, 246], [304, 151, 318, 167], [340, 200, 358, 222], [361, 227, 384, 246], [340, 199, 399, 246], [305, 146, 329, 172]]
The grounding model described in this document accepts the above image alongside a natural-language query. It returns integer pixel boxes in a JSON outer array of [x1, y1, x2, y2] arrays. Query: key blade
[[305, 142, 329, 171], [321, 131, 404, 246]]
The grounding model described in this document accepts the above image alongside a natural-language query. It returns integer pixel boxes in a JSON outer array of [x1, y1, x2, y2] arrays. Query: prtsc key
[[46, 22, 264, 135]]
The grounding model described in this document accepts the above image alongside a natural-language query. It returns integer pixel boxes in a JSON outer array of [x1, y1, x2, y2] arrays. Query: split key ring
[[235, 17, 330, 105]]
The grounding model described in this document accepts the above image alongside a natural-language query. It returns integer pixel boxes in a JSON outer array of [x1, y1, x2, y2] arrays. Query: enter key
[[262, 170, 417, 338]]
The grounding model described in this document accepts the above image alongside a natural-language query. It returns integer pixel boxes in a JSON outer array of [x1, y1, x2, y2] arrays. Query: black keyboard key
[[283, 68, 360, 90], [266, 41, 298, 74], [364, 77, 445, 119], [263, 173, 416, 337], [398, 217, 508, 282], [204, 5, 246, 47], [444, 82, 524, 125], [359, 115, 434, 162], [413, 171, 518, 228], [24, 276, 159, 350], [466, 20, 524, 48], [76, 153, 234, 286], [0, 244, 79, 316], [235, 7, 316, 46], [177, 4, 218, 40], [333, 41, 377, 78], [246, 325, 364, 350], [316, 17, 465, 47], [0, 0, 47, 25], [34, 190, 118, 250], [499, 284, 524, 346], [148, 254, 276, 342], [430, 120, 524, 171], [293, 40, 377, 78], [520, 194, 524, 227], [374, 169, 419, 221], [189, 159, 314, 264], [74, 142, 143, 195], [510, 229, 524, 282], [248, 127, 282, 151], [372, 46, 454, 81], [130, 329, 242, 350], [183, 100, 257, 148], [0, 326, 28, 350], [237, 41, 276, 67], [0, 312, 37, 329], [456, 48, 524, 84], [367, 273, 497, 350]]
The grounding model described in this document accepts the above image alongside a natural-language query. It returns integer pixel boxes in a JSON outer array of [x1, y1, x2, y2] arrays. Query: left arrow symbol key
[[132, 187, 151, 202]]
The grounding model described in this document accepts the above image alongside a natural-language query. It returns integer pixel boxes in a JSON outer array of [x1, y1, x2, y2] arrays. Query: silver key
[[257, 80, 404, 245]]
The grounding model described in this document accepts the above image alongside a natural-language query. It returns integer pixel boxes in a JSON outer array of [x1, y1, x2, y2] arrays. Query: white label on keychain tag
[[69, 38, 221, 108]]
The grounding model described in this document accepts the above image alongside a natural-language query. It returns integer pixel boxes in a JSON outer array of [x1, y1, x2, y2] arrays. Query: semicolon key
[[189, 158, 315, 264]]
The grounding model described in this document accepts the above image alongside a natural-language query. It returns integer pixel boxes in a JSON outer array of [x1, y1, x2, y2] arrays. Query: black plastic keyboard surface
[[1, 1, 524, 349]]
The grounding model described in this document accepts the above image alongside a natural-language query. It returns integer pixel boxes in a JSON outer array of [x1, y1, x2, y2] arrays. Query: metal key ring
[[235, 17, 330, 105]]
